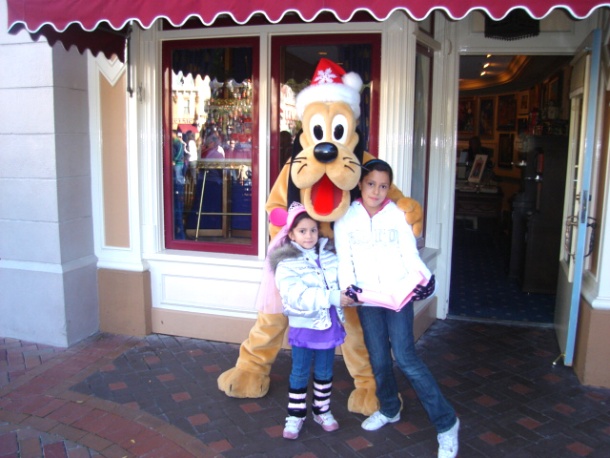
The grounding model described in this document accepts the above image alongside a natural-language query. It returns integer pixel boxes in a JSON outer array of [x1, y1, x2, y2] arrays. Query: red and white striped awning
[[6, 0, 609, 60]]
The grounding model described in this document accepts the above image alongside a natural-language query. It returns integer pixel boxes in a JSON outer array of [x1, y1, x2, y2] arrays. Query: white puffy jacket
[[271, 238, 345, 330], [334, 200, 430, 294]]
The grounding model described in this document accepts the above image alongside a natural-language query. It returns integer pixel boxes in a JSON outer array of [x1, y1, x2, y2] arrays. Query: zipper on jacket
[[317, 255, 330, 290]]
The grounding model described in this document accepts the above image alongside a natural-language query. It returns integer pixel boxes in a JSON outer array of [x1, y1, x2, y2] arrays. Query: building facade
[[1, 3, 609, 387]]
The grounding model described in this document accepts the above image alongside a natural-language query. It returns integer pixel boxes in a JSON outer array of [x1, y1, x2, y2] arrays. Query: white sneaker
[[437, 418, 460, 458], [283, 416, 305, 440], [313, 411, 339, 432], [361, 410, 400, 431]]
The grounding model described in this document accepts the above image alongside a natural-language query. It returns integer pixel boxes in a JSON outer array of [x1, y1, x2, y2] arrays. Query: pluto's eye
[[313, 125, 323, 140], [309, 113, 326, 142], [332, 114, 348, 144]]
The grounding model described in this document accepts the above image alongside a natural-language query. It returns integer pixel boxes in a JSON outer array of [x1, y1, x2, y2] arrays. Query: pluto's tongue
[[312, 174, 337, 216]]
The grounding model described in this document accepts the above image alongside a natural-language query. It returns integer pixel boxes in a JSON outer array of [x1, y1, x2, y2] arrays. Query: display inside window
[[162, 38, 259, 254]]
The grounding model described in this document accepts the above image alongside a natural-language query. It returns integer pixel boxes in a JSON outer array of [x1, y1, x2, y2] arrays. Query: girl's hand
[[340, 290, 356, 307], [411, 275, 436, 301]]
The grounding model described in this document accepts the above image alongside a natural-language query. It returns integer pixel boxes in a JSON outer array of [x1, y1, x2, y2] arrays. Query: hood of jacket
[[269, 237, 332, 272]]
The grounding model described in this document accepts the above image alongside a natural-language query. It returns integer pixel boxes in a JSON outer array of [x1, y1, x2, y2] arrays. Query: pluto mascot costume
[[218, 58, 423, 415]]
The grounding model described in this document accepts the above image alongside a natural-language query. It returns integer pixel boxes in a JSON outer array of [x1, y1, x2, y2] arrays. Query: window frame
[[412, 42, 434, 239], [161, 36, 260, 255]]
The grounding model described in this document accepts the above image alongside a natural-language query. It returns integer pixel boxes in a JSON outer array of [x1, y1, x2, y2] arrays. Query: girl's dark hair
[[289, 211, 317, 231], [285, 212, 319, 251], [361, 158, 393, 185]]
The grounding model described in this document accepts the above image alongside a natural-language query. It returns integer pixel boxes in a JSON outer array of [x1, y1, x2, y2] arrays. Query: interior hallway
[[449, 217, 556, 325]]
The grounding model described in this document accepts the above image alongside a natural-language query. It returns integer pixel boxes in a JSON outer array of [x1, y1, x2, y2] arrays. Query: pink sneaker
[[313, 411, 339, 432], [283, 416, 305, 440]]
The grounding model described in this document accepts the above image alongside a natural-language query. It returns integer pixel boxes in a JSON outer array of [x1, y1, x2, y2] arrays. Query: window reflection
[[163, 40, 257, 252], [271, 37, 380, 182], [412, 45, 433, 239]]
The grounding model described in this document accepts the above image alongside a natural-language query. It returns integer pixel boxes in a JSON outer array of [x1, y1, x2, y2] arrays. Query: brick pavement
[[2, 320, 610, 457], [0, 334, 216, 457]]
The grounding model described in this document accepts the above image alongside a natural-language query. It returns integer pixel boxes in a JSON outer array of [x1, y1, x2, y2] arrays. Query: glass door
[[555, 29, 602, 366]]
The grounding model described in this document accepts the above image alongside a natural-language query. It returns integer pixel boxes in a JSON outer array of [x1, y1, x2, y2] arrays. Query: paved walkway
[[0, 334, 213, 457], [1, 319, 610, 457]]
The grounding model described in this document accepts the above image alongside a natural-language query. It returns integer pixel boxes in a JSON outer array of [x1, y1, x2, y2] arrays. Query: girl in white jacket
[[334, 160, 459, 458], [272, 202, 352, 440]]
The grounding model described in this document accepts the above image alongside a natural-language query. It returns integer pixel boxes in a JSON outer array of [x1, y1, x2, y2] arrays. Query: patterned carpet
[[449, 219, 555, 326]]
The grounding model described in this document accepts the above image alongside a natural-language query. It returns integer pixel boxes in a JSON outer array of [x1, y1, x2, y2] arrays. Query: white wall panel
[[0, 88, 55, 133], [59, 217, 95, 262], [55, 132, 91, 178], [52, 47, 89, 91], [0, 177, 58, 221], [0, 43, 53, 87], [57, 175, 91, 221], [0, 269, 68, 346], [0, 220, 61, 263]]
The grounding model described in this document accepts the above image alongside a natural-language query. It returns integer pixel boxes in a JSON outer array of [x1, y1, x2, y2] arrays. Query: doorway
[[449, 54, 572, 326]]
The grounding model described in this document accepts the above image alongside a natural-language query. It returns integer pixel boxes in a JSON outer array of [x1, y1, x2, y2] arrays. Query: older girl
[[334, 159, 459, 458]]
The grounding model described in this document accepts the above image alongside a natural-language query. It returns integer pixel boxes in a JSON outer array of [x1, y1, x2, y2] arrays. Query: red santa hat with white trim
[[295, 58, 363, 120]]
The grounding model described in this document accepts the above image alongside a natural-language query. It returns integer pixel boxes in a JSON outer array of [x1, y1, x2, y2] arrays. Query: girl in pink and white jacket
[[271, 202, 352, 440]]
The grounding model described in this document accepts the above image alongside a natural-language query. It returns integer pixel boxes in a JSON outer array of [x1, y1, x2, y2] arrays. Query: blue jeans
[[358, 305, 456, 433], [290, 346, 335, 389], [173, 181, 185, 240]]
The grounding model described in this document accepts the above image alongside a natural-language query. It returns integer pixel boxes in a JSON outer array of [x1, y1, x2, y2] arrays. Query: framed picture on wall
[[497, 94, 517, 131], [518, 91, 529, 115], [547, 76, 560, 104], [468, 154, 488, 183], [458, 97, 475, 139], [478, 97, 494, 139]]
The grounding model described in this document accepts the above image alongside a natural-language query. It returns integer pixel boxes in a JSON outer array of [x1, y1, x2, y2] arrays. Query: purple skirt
[[288, 307, 346, 350]]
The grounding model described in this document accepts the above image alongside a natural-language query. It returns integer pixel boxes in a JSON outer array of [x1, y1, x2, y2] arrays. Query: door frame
[[554, 28, 602, 366]]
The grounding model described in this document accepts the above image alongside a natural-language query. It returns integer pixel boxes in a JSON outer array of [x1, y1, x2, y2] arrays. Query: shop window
[[162, 38, 259, 254], [270, 35, 381, 183]]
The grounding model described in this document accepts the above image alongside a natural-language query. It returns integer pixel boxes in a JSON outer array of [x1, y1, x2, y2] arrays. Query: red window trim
[[162, 36, 260, 255]]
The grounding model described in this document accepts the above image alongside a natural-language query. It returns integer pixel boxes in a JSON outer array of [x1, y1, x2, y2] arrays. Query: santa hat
[[296, 58, 363, 120]]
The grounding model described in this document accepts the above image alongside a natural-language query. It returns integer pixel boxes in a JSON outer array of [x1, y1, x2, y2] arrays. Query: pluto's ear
[[287, 129, 304, 206], [354, 127, 365, 165], [292, 130, 303, 159], [349, 128, 365, 202]]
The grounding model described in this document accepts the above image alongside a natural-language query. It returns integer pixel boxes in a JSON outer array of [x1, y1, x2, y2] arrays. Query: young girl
[[334, 159, 460, 458], [271, 202, 351, 440]]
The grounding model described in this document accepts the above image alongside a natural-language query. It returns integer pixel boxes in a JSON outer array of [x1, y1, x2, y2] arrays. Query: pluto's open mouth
[[310, 174, 343, 216]]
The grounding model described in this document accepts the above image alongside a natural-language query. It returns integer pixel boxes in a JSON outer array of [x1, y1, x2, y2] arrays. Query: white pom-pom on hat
[[295, 58, 363, 120], [342, 71, 363, 93]]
